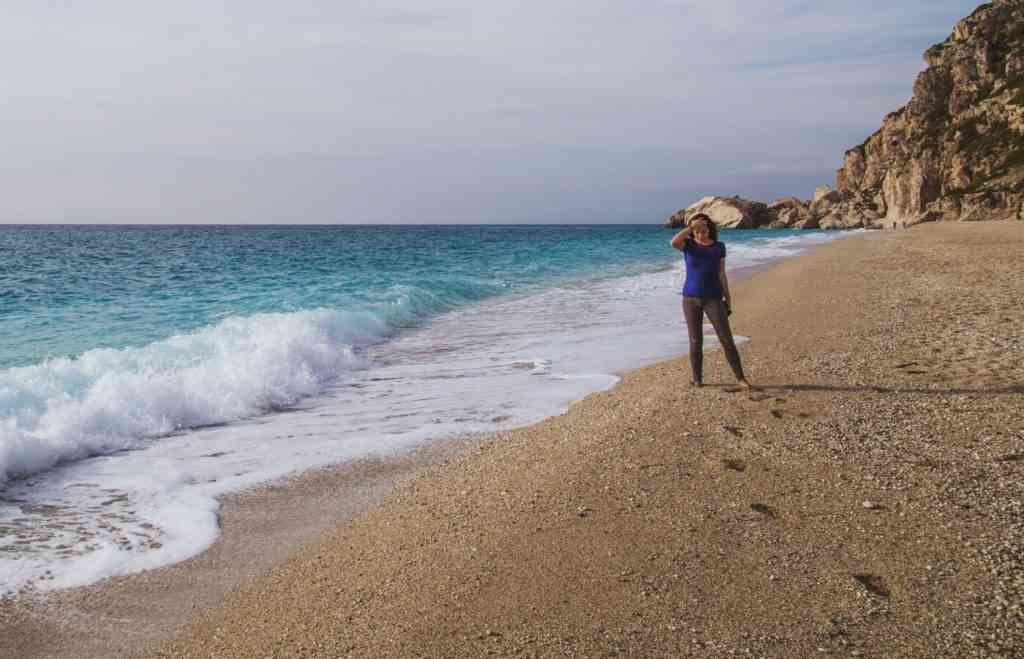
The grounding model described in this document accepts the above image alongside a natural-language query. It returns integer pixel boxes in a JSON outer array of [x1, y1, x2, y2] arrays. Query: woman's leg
[[682, 296, 705, 384], [703, 298, 747, 382]]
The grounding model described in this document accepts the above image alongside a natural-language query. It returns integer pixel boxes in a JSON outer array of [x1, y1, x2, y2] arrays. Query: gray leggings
[[682, 296, 745, 383]]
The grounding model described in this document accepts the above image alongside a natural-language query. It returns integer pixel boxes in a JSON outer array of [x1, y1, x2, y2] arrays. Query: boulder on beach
[[663, 196, 773, 230], [809, 187, 846, 217], [818, 213, 846, 230], [768, 197, 811, 228], [769, 196, 805, 210], [795, 213, 821, 230]]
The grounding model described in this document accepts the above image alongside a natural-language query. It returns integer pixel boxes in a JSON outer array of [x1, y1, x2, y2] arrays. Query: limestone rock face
[[663, 192, 866, 231], [835, 0, 1024, 225], [767, 197, 811, 228], [814, 187, 839, 203], [819, 213, 851, 230], [664, 2, 1024, 231], [771, 196, 805, 209], [795, 213, 821, 230]]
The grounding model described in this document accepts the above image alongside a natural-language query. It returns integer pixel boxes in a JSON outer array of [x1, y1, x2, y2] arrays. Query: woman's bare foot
[[738, 378, 756, 390]]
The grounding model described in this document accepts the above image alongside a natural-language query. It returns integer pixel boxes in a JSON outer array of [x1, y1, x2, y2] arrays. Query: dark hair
[[689, 213, 719, 242]]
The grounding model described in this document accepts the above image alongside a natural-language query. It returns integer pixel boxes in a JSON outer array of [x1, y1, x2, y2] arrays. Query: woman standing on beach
[[671, 214, 752, 388]]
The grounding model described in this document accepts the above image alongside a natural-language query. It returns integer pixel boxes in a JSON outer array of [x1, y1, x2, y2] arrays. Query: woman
[[670, 213, 752, 388]]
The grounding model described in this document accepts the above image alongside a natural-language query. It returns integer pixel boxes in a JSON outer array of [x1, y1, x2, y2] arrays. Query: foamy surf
[[0, 309, 383, 484]]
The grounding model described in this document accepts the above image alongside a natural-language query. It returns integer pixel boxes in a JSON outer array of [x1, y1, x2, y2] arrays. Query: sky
[[1, 1, 983, 224]]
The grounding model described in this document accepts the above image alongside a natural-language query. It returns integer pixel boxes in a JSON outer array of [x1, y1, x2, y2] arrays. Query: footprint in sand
[[853, 573, 890, 599], [770, 410, 784, 419], [723, 459, 747, 472], [750, 503, 776, 518], [722, 426, 743, 437]]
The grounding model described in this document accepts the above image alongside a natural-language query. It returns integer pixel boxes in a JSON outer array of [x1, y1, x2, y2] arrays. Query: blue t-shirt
[[682, 238, 726, 298]]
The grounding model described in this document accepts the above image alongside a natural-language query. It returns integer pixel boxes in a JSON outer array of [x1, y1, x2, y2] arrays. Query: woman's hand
[[670, 223, 694, 250], [719, 258, 733, 316]]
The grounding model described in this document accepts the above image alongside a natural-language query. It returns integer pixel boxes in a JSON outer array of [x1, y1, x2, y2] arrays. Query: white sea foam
[[725, 230, 855, 270], [0, 309, 386, 483]]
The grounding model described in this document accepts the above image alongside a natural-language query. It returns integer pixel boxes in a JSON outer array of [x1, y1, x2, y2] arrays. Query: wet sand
[[0, 438, 485, 659], [3, 221, 1023, 658]]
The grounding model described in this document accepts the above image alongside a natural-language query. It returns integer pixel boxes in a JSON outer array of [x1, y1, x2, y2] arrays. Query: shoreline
[[0, 232, 849, 656], [0, 229, 831, 599], [0, 234, 807, 656], [5, 223, 1023, 657], [0, 232, 815, 658], [0, 434, 494, 658]]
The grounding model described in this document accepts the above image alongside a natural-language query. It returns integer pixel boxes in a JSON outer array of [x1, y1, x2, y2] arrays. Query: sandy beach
[[3, 221, 1022, 658]]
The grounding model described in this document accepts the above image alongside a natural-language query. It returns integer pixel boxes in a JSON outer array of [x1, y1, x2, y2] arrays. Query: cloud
[[369, 10, 450, 26], [0, 0, 983, 223]]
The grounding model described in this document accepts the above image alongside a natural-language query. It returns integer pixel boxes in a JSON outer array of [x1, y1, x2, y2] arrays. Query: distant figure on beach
[[892, 221, 897, 231], [671, 214, 752, 389]]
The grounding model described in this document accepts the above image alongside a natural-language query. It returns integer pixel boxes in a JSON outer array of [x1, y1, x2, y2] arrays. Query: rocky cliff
[[666, 0, 1024, 230]]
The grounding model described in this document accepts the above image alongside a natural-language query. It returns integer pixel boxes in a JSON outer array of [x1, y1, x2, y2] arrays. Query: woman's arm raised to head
[[670, 224, 693, 251]]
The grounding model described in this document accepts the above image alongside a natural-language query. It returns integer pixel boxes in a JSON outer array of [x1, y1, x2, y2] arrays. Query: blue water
[[1, 225, 687, 370]]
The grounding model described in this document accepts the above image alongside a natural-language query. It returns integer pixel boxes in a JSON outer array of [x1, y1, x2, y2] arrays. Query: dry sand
[[3, 221, 1022, 658]]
